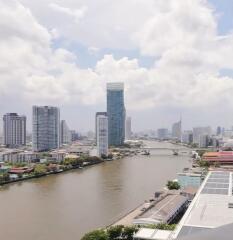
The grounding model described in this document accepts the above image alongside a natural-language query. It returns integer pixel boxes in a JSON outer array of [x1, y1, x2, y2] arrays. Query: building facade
[[95, 112, 107, 143], [60, 120, 71, 144], [172, 120, 182, 141], [177, 172, 203, 188], [193, 126, 211, 144], [96, 114, 108, 157], [182, 131, 193, 144], [199, 134, 209, 148], [157, 128, 169, 140], [107, 82, 125, 146], [3, 113, 26, 148], [125, 116, 132, 140], [32, 106, 60, 152]]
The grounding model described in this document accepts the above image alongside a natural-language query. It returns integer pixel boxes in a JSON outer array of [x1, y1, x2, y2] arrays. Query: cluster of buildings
[[134, 170, 233, 240], [1, 82, 132, 161], [155, 124, 221, 149], [3, 107, 72, 152], [95, 82, 132, 157]]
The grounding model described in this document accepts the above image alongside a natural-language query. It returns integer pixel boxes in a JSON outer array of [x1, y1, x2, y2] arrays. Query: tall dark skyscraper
[[107, 82, 125, 146]]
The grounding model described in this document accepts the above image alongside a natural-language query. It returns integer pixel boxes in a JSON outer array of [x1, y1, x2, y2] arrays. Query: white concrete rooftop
[[174, 171, 233, 239], [134, 228, 172, 240]]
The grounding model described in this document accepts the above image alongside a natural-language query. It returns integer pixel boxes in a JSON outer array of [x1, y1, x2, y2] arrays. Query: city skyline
[[0, 107, 231, 135], [1, 1, 233, 131], [1, 1, 233, 240]]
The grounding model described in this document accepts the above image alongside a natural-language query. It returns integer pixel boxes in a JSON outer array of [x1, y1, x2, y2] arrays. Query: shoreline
[[0, 161, 103, 187], [0, 141, 189, 188], [108, 202, 145, 227]]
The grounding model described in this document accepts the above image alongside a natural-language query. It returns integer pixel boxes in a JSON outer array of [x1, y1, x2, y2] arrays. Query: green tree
[[0, 173, 10, 183], [14, 162, 26, 167], [166, 180, 180, 190], [81, 229, 108, 240], [107, 225, 124, 240], [34, 164, 47, 175], [122, 226, 138, 240], [197, 160, 210, 167], [154, 223, 176, 231]]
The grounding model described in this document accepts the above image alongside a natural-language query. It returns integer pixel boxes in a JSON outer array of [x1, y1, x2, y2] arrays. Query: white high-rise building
[[193, 127, 211, 144], [96, 114, 108, 157], [157, 128, 169, 140], [125, 117, 132, 140], [32, 106, 60, 152], [3, 113, 26, 148], [182, 131, 193, 144], [172, 120, 182, 141], [199, 134, 209, 148], [60, 120, 71, 145], [95, 112, 107, 143]]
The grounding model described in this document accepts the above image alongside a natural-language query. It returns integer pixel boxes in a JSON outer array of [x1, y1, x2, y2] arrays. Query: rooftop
[[177, 172, 202, 177], [174, 171, 233, 239], [134, 194, 188, 224], [134, 228, 173, 240], [107, 82, 124, 90]]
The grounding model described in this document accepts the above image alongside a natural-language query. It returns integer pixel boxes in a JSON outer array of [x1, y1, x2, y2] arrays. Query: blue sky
[[209, 0, 233, 34]]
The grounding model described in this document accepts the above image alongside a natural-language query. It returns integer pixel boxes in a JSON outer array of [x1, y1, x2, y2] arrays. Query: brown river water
[[0, 141, 191, 240]]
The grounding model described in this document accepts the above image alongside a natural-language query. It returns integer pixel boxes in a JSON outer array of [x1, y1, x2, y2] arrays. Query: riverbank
[[0, 160, 103, 186]]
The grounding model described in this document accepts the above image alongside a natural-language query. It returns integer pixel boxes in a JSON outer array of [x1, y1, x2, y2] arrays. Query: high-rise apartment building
[[125, 117, 132, 140], [32, 106, 60, 152], [60, 120, 71, 144], [199, 134, 209, 148], [157, 128, 169, 140], [172, 120, 182, 141], [107, 82, 125, 146], [216, 126, 222, 136], [70, 130, 79, 142], [182, 131, 193, 144], [3, 113, 26, 148], [96, 114, 108, 157], [95, 112, 107, 143], [193, 127, 211, 144]]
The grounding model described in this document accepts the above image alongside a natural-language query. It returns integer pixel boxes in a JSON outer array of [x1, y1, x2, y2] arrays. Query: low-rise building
[[203, 151, 233, 165], [133, 193, 188, 225], [177, 172, 203, 189], [180, 186, 198, 201], [174, 171, 233, 239], [50, 149, 67, 162], [0, 149, 39, 163]]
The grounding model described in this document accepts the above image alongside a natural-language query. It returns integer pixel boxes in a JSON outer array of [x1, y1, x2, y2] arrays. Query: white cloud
[[49, 3, 87, 24], [88, 46, 100, 56], [1, 0, 233, 129]]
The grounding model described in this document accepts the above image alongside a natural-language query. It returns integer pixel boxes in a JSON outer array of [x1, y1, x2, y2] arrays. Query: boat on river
[[141, 150, 150, 156]]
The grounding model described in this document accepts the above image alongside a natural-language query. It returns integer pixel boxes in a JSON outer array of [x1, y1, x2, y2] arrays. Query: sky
[[1, 0, 233, 132]]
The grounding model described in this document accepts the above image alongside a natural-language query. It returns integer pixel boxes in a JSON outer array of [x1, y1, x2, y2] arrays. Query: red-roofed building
[[9, 167, 33, 174], [203, 151, 233, 164]]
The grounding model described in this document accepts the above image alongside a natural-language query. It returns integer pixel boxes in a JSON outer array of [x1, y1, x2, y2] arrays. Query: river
[[0, 141, 191, 240]]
